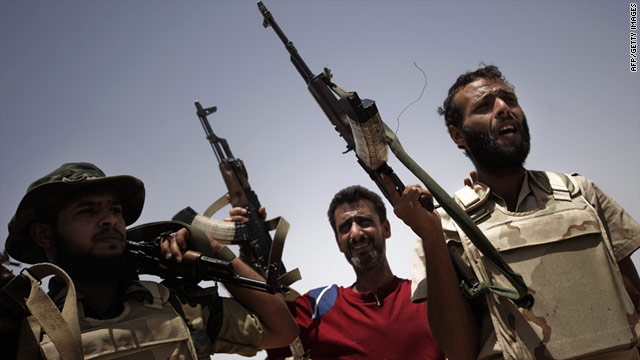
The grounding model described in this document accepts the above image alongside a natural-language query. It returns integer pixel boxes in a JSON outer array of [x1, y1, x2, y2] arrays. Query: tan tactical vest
[[452, 171, 639, 359], [34, 281, 199, 360]]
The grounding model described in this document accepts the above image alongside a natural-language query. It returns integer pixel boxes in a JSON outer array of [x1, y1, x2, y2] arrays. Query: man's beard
[[53, 230, 133, 282], [462, 115, 531, 174], [345, 235, 384, 273]]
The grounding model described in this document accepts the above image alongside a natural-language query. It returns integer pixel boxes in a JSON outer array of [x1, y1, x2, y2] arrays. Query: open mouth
[[499, 125, 516, 135], [495, 120, 520, 138]]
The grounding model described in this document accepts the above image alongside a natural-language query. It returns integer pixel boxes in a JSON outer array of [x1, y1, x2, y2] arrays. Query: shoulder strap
[[453, 183, 491, 213], [308, 284, 338, 320], [20, 263, 83, 360], [544, 171, 573, 201], [455, 186, 480, 210]]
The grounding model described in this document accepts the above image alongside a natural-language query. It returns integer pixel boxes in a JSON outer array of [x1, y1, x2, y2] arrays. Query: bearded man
[[1, 162, 297, 359], [230, 185, 445, 360], [389, 65, 640, 359]]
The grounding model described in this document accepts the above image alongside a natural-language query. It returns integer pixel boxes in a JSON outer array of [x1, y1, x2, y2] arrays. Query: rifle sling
[[196, 197, 302, 289], [264, 216, 303, 289], [203, 194, 230, 218]]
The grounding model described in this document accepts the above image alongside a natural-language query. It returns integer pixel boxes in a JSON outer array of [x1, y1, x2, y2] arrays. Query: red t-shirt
[[267, 276, 445, 360]]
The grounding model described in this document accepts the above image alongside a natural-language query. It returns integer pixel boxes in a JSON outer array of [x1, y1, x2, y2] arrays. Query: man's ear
[[335, 234, 346, 254], [448, 125, 467, 150], [30, 222, 54, 249], [383, 219, 391, 239]]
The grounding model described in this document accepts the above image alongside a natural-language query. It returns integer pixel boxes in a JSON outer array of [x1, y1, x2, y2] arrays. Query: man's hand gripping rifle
[[173, 102, 300, 291], [258, 1, 533, 309], [126, 239, 287, 294]]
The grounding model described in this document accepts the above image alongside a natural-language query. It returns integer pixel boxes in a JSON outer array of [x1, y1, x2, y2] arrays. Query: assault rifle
[[257, 1, 533, 308], [126, 240, 288, 294], [257, 1, 432, 212], [173, 102, 293, 287]]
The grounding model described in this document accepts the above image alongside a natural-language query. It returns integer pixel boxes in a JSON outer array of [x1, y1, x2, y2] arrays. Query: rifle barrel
[[195, 101, 234, 162], [258, 1, 315, 83]]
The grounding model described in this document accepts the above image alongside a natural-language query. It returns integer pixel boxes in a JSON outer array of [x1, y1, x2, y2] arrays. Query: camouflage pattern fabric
[[24, 279, 263, 359], [211, 298, 262, 357], [412, 171, 640, 359], [38, 281, 198, 360]]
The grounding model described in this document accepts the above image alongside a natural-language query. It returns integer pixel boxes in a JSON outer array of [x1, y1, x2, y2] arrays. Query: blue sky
[[1, 1, 638, 358]]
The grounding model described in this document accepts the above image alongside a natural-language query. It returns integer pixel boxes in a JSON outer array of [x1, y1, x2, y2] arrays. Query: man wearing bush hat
[[1, 162, 297, 359]]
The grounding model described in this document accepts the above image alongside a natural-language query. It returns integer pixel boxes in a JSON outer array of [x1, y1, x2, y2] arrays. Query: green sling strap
[[382, 122, 533, 308], [325, 78, 532, 308]]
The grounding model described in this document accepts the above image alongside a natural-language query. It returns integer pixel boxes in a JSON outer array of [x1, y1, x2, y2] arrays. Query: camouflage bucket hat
[[6, 162, 145, 264]]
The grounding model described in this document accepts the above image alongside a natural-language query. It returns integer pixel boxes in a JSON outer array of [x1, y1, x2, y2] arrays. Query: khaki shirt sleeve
[[574, 174, 640, 262], [212, 298, 263, 356], [411, 207, 463, 302]]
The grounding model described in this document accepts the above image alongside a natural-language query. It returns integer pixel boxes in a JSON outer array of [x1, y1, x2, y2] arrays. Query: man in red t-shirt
[[235, 185, 445, 360]]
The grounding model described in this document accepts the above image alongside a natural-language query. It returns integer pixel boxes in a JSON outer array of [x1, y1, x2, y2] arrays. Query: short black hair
[[327, 185, 386, 235], [438, 65, 513, 129]]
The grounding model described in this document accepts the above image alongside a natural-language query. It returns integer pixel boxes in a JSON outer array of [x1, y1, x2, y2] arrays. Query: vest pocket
[[481, 201, 602, 253]]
